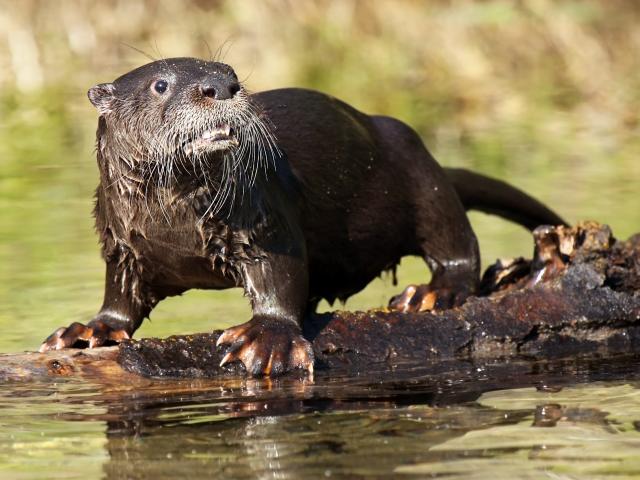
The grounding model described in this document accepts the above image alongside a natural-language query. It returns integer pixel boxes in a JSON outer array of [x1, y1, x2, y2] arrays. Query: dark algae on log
[[118, 333, 246, 378], [113, 222, 640, 378]]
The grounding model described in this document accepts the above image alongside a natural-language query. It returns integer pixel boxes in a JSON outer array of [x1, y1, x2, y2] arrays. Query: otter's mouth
[[183, 124, 239, 155]]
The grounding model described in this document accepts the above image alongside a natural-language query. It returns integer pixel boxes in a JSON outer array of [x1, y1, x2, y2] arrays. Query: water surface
[[2, 356, 640, 479]]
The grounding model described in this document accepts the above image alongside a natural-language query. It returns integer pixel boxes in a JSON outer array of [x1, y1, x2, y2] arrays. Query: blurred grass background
[[1, 0, 639, 351]]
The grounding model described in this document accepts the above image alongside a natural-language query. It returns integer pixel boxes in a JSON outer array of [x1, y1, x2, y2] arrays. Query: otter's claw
[[216, 317, 314, 377], [39, 320, 130, 352], [389, 284, 468, 313]]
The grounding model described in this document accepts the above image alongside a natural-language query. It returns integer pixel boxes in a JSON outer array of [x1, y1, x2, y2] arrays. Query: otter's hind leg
[[390, 168, 481, 312], [390, 228, 480, 312], [370, 114, 482, 312], [389, 253, 480, 312]]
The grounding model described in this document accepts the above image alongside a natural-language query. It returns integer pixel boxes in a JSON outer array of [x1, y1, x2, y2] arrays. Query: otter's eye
[[153, 80, 168, 94]]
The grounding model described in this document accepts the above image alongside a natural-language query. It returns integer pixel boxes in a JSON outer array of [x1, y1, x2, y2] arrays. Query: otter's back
[[253, 88, 419, 302]]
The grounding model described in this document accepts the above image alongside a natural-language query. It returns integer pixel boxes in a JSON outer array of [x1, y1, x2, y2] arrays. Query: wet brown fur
[[40, 58, 566, 375]]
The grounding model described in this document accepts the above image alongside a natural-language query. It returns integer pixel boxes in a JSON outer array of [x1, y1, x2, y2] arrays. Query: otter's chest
[[109, 199, 242, 290]]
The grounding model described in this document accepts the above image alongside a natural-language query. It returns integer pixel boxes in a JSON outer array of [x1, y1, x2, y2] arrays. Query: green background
[[1, 0, 639, 352]]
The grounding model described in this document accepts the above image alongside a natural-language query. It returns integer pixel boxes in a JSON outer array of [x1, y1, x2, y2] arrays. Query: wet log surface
[[3, 222, 640, 381]]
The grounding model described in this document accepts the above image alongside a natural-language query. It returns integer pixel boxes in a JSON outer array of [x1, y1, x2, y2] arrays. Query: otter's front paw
[[39, 318, 131, 352], [216, 317, 314, 377]]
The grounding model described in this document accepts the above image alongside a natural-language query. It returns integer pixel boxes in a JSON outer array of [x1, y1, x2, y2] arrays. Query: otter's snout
[[200, 77, 240, 101]]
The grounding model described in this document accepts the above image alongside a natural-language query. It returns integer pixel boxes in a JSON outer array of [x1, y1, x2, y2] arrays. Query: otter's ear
[[88, 83, 115, 115]]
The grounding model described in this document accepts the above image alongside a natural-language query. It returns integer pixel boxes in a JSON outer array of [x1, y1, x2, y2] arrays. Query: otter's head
[[88, 57, 278, 207]]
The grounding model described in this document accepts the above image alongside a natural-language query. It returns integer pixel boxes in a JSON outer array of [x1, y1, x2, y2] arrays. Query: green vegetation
[[1, 0, 639, 351]]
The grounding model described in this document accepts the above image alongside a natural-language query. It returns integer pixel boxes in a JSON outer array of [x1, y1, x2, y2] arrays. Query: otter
[[39, 57, 565, 376]]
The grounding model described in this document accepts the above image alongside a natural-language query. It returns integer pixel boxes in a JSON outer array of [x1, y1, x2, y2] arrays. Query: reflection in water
[[2, 356, 639, 479], [99, 372, 514, 479]]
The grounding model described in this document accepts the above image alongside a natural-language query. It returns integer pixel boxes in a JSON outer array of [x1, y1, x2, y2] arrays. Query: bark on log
[[3, 222, 640, 381]]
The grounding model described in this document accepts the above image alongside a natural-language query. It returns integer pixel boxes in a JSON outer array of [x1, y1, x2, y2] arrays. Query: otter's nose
[[200, 79, 240, 100]]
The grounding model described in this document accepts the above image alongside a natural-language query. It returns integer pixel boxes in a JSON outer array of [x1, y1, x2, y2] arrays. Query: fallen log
[[2, 222, 640, 381]]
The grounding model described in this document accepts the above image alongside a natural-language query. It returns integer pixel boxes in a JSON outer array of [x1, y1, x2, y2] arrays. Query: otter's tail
[[445, 168, 567, 230]]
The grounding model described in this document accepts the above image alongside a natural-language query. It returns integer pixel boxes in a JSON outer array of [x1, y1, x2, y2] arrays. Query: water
[[2, 78, 640, 480], [1, 356, 640, 479]]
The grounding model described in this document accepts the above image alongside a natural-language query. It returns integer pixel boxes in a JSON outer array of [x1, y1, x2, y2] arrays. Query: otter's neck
[[98, 141, 271, 230]]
